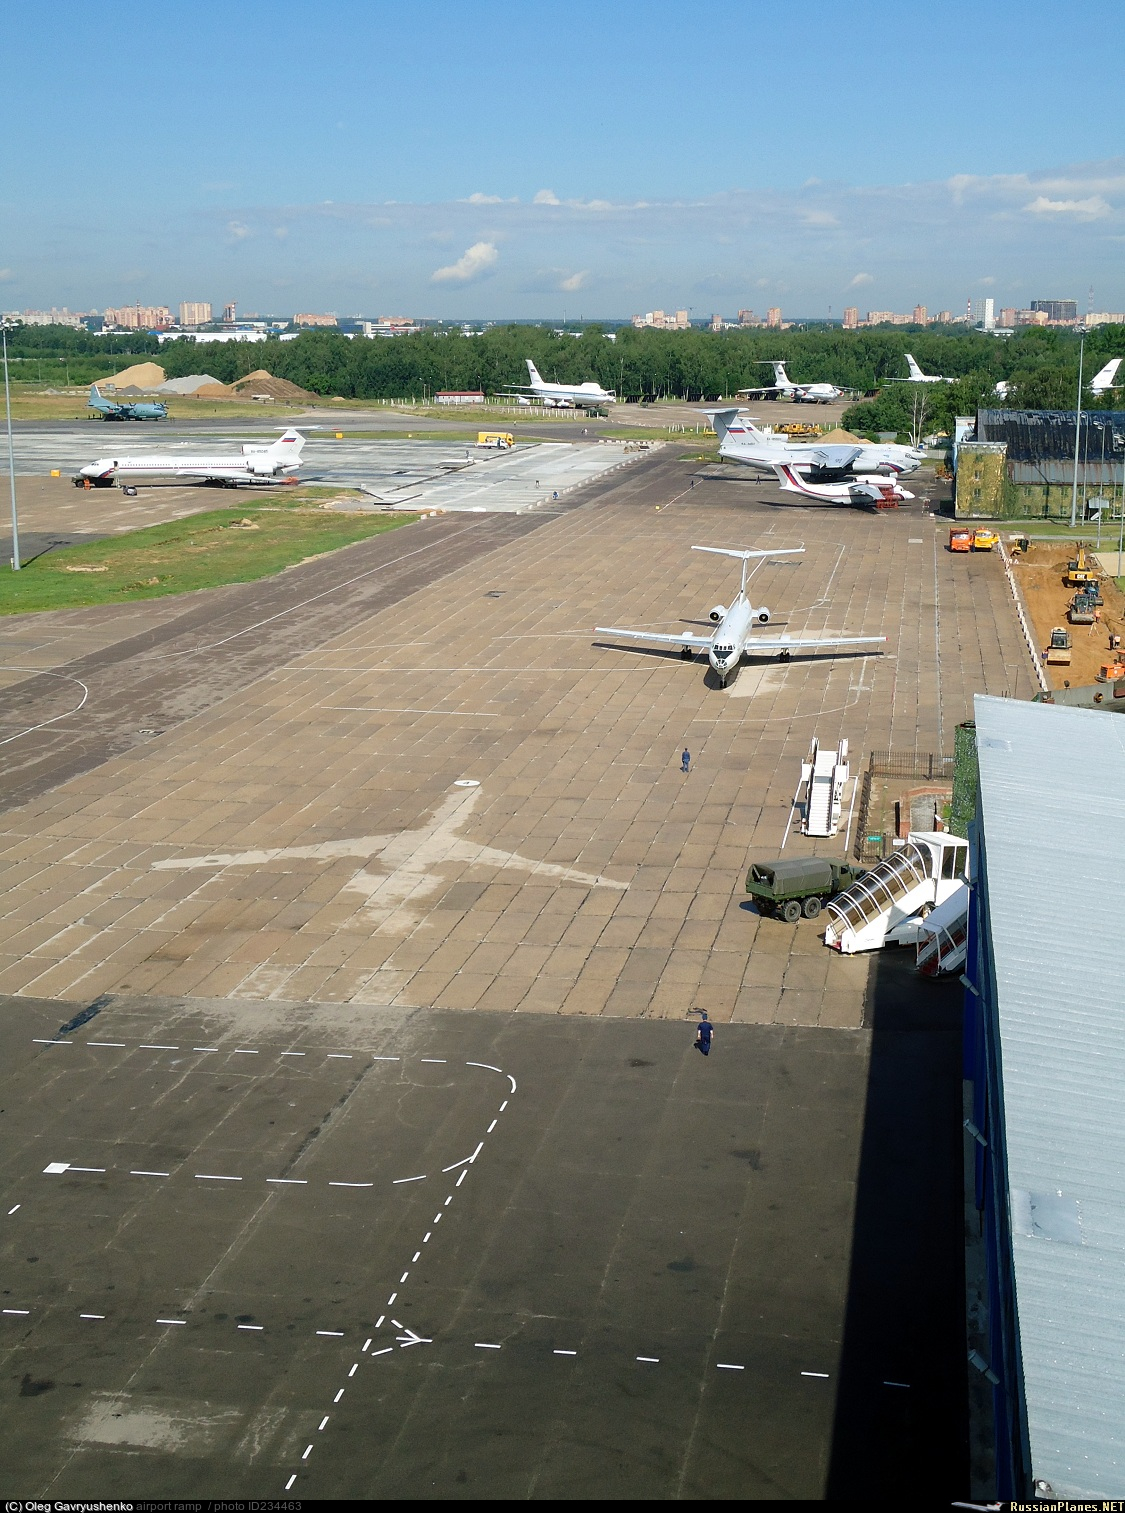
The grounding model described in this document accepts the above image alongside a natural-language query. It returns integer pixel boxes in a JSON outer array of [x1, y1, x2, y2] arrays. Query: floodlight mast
[[1069, 334, 1085, 531], [2, 322, 19, 571]]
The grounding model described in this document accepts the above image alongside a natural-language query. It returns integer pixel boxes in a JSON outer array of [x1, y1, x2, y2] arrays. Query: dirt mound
[[228, 370, 319, 403], [100, 361, 166, 392]]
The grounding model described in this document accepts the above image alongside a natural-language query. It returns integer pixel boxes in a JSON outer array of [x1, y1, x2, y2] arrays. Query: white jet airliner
[[737, 361, 845, 404], [770, 462, 914, 509], [508, 359, 616, 410], [595, 545, 886, 687], [74, 429, 306, 487], [705, 408, 922, 476], [887, 354, 956, 384]]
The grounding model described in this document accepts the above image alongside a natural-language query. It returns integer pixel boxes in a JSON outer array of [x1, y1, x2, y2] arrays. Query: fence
[[853, 750, 955, 861]]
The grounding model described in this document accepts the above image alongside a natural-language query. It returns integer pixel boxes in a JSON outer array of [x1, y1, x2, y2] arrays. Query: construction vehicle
[[746, 857, 867, 923], [972, 527, 999, 551], [775, 421, 819, 437], [1069, 592, 1099, 625], [949, 527, 973, 552], [477, 432, 514, 449], [823, 831, 970, 954], [798, 738, 849, 837], [1096, 658, 1125, 683], [1045, 627, 1073, 666], [1064, 545, 1098, 589]]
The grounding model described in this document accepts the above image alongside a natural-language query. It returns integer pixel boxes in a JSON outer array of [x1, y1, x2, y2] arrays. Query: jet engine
[[756, 607, 771, 624], [708, 605, 727, 623]]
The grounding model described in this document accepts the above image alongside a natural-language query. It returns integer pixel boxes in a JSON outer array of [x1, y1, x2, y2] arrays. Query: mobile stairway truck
[[822, 831, 970, 955]]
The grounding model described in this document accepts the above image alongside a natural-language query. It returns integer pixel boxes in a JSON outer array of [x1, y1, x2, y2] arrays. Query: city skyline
[[2, 2, 1123, 317]]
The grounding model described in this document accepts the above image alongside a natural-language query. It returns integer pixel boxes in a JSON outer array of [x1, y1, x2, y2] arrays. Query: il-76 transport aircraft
[[705, 409, 922, 477], [74, 429, 306, 487], [595, 545, 886, 687]]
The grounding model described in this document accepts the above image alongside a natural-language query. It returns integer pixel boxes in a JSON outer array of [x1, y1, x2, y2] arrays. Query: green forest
[[7, 321, 1123, 436]]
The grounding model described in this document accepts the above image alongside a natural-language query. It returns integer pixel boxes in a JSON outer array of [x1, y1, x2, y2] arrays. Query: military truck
[[746, 857, 868, 922]]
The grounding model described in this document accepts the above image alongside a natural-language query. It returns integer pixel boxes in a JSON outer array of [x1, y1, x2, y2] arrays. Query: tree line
[[7, 321, 1123, 431]]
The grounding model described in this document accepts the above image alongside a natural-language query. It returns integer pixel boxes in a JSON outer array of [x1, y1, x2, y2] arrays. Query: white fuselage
[[76, 434, 304, 485], [717, 421, 922, 477], [708, 594, 760, 683], [530, 380, 616, 409], [773, 462, 914, 507]]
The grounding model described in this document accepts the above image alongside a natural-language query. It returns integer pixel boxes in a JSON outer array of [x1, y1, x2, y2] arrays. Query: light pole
[[1069, 334, 1085, 530], [2, 321, 20, 571]]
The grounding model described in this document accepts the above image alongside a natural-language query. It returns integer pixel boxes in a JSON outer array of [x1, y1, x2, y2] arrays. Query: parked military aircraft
[[705, 408, 923, 476], [884, 354, 956, 384], [506, 359, 616, 410], [595, 545, 886, 687], [88, 383, 168, 421], [770, 461, 914, 509], [74, 428, 306, 487], [737, 361, 845, 404]]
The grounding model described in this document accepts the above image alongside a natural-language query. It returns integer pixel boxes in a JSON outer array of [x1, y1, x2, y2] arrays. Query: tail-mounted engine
[[756, 607, 771, 624], [708, 604, 727, 623]]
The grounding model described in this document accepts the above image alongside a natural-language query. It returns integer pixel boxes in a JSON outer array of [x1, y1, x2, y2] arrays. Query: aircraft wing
[[595, 626, 713, 649], [745, 633, 886, 651], [803, 445, 863, 469]]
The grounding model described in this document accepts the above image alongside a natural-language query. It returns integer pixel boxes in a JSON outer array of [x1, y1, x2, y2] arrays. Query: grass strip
[[1, 502, 416, 616]]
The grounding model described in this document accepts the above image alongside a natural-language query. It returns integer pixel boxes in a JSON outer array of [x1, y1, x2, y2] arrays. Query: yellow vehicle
[[477, 431, 514, 449], [1064, 545, 1097, 588], [972, 528, 999, 551], [1044, 627, 1073, 666], [776, 421, 819, 437]]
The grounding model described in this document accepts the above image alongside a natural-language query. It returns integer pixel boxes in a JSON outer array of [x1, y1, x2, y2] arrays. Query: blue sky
[[4, 0, 1124, 317]]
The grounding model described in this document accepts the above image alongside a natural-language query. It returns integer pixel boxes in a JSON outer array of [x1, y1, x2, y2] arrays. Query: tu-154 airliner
[[74, 429, 306, 487], [595, 545, 886, 687]]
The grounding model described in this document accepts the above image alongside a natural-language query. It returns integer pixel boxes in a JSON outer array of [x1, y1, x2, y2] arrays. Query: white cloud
[[431, 240, 499, 283], [848, 272, 874, 287], [226, 220, 251, 241], [1023, 195, 1111, 218], [0, 268, 13, 282], [273, 227, 289, 240], [533, 189, 560, 205], [463, 192, 509, 205], [802, 210, 839, 227], [559, 270, 588, 292]]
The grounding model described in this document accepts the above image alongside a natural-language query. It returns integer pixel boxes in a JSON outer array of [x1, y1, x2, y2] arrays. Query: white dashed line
[[334, 1389, 345, 1403], [469, 1141, 484, 1162], [348, 1363, 358, 1377], [302, 1444, 313, 1460], [399, 1272, 409, 1284], [7, 1206, 19, 1215], [280, 1051, 305, 1057], [156, 1318, 185, 1326], [329, 1181, 374, 1188], [884, 1380, 911, 1388], [487, 1119, 498, 1134], [193, 1047, 219, 1053], [238, 1324, 263, 1331], [131, 1170, 169, 1177], [317, 1331, 344, 1338], [327, 1054, 352, 1059], [372, 1055, 400, 1061], [194, 1173, 241, 1181], [33, 1038, 71, 1045], [499, 1100, 508, 1112], [802, 1371, 830, 1379], [387, 1292, 397, 1306], [392, 1175, 425, 1184], [475, 1342, 501, 1350], [717, 1363, 744, 1371], [554, 1349, 577, 1356], [467, 1062, 502, 1073], [319, 1416, 330, 1431], [637, 1356, 659, 1363], [233, 1049, 258, 1055], [267, 1178, 307, 1185], [420, 1058, 447, 1064], [79, 1313, 104, 1320], [285, 1476, 297, 1491], [412, 1252, 421, 1263], [140, 1044, 178, 1050], [370, 1346, 393, 1357], [88, 1042, 126, 1048], [456, 1169, 467, 1186], [362, 1338, 372, 1352], [3, 1309, 29, 1316]]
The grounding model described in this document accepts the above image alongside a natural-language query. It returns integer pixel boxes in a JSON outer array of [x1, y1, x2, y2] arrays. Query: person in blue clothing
[[681, 748, 691, 774], [695, 1013, 713, 1056]]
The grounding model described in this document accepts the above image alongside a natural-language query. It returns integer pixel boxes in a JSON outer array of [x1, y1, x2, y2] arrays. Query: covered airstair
[[823, 831, 969, 954], [915, 883, 971, 976], [800, 738, 849, 838]]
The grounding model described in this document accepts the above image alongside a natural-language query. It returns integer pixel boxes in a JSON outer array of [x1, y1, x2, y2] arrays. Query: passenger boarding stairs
[[823, 831, 970, 955], [914, 884, 971, 976], [801, 738, 848, 838]]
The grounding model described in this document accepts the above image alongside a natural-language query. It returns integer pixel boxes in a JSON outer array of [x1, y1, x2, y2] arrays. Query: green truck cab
[[745, 857, 867, 923]]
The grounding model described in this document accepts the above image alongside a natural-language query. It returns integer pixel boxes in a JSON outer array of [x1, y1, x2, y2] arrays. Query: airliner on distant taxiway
[[507, 360, 616, 410], [74, 429, 306, 487]]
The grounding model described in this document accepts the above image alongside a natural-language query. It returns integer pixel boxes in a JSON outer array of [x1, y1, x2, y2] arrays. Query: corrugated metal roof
[[975, 695, 1125, 1498]]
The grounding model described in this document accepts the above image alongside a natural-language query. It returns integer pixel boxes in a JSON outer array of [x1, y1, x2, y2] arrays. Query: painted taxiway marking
[[802, 1371, 830, 1379], [282, 1055, 513, 1493]]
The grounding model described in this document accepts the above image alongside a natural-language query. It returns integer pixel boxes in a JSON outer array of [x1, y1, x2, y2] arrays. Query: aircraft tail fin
[[771, 361, 789, 385], [526, 359, 545, 387], [1090, 357, 1123, 391], [905, 353, 925, 380], [700, 407, 744, 444], [268, 427, 306, 456]]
